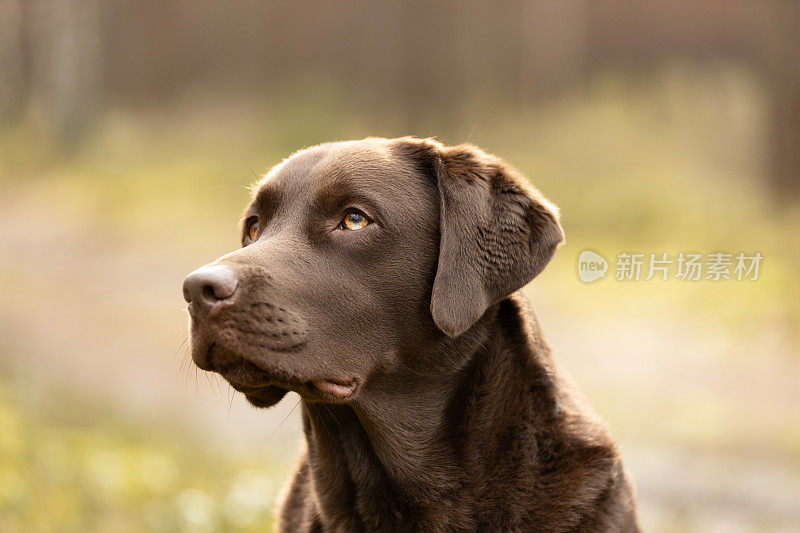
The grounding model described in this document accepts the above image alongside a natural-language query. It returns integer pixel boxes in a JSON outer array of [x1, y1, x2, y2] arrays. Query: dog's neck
[[299, 293, 559, 526]]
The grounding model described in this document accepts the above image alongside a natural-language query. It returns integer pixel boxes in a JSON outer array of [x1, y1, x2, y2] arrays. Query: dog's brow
[[252, 184, 282, 214], [313, 179, 385, 220]]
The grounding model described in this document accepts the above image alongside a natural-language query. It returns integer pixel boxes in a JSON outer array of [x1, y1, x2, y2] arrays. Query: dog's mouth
[[198, 343, 359, 406]]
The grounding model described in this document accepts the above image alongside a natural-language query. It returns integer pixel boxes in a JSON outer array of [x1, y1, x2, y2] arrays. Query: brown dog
[[183, 137, 639, 531]]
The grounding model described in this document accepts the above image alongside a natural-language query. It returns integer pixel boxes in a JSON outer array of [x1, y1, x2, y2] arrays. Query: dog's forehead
[[253, 140, 400, 202]]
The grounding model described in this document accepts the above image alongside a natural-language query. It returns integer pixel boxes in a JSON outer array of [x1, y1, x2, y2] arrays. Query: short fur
[[184, 137, 639, 532]]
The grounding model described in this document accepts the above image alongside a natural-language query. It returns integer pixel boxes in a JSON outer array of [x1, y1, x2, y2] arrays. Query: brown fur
[[183, 137, 639, 531]]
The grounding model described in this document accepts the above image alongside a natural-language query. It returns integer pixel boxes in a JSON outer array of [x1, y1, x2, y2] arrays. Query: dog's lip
[[199, 341, 359, 400], [311, 377, 357, 398], [204, 344, 278, 389], [226, 378, 272, 391]]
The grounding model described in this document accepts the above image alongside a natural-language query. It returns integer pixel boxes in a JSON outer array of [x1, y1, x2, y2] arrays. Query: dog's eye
[[340, 210, 370, 231], [245, 219, 259, 243]]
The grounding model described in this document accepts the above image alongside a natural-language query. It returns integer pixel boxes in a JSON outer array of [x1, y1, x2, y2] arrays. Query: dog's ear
[[417, 141, 564, 337]]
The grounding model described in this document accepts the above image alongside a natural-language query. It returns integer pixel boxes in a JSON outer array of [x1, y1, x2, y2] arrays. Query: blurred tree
[[519, 0, 585, 101], [0, 0, 25, 124], [1, 0, 798, 196], [756, 4, 800, 200], [25, 0, 102, 146]]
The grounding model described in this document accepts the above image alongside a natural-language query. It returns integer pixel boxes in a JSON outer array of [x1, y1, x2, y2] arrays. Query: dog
[[183, 137, 640, 531]]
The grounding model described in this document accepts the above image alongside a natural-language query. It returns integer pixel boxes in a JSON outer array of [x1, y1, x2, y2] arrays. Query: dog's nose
[[183, 264, 239, 316]]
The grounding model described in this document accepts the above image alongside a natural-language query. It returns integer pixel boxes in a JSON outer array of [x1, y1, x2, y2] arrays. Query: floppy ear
[[429, 143, 564, 337]]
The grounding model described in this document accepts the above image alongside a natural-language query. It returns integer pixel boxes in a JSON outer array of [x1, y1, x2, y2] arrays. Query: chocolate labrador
[[183, 137, 639, 531]]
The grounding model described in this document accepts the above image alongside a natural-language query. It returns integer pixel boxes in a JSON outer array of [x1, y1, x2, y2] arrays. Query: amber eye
[[246, 219, 259, 242], [340, 210, 370, 231]]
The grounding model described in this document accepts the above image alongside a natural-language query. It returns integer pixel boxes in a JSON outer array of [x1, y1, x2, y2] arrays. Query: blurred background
[[1, 1, 799, 531]]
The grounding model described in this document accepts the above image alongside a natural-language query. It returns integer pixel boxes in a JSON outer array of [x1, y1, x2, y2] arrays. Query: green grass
[[0, 376, 286, 533]]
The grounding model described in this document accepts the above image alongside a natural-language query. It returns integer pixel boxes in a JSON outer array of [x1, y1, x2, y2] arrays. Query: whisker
[[203, 371, 217, 396], [183, 354, 193, 385], [316, 406, 328, 435], [214, 374, 225, 397], [173, 335, 188, 360], [178, 350, 189, 378], [465, 122, 478, 143], [323, 403, 341, 427], [393, 358, 428, 378], [240, 157, 260, 181], [203, 184, 252, 193], [267, 398, 301, 442]]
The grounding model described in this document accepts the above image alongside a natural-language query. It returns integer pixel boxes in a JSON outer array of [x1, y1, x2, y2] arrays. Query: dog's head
[[183, 137, 563, 407]]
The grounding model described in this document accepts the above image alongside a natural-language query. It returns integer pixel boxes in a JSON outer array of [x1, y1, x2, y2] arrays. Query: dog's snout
[[183, 264, 239, 315]]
